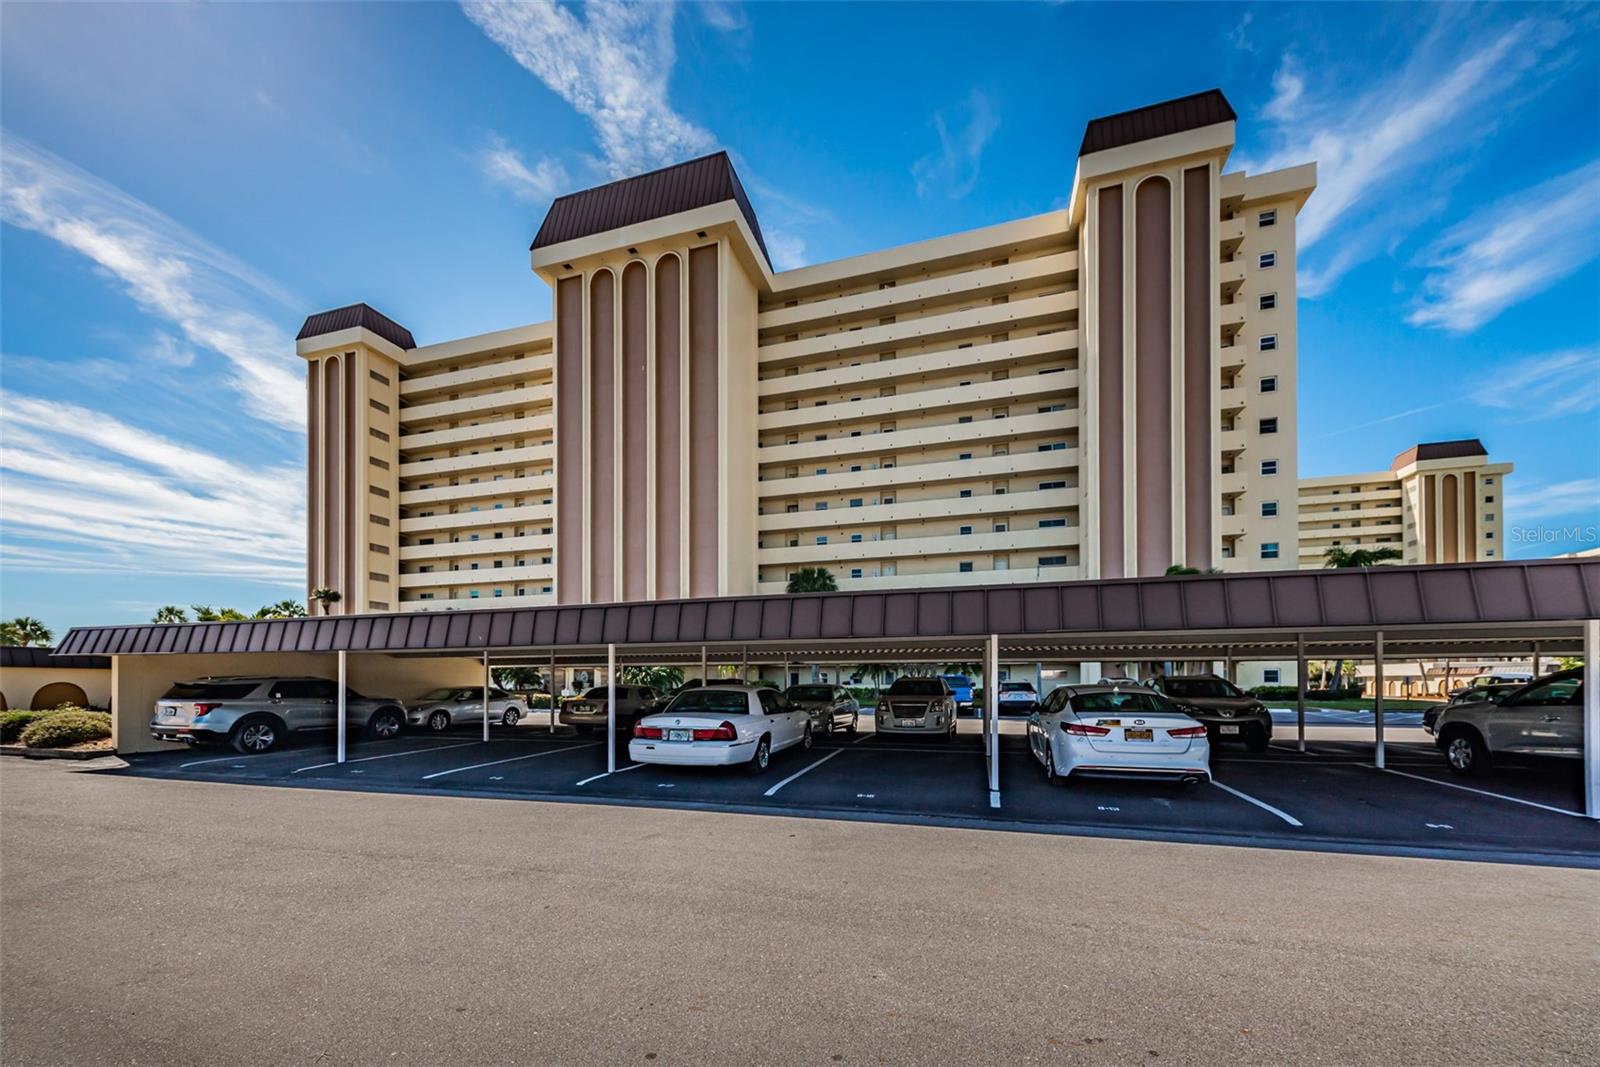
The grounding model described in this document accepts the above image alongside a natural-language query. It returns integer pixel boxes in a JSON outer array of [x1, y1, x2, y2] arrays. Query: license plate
[[668, 729, 692, 742], [897, 719, 924, 728], [1220, 725, 1240, 735], [161, 708, 176, 718], [1125, 729, 1153, 742]]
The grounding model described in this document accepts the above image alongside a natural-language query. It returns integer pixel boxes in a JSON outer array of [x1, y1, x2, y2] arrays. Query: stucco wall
[[0, 666, 113, 712]]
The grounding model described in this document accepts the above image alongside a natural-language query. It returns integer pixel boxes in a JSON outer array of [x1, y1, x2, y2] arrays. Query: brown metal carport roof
[[54, 559, 1599, 663]]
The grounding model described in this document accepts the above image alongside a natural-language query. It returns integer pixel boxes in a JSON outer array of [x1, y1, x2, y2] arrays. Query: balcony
[[400, 534, 552, 562], [400, 384, 553, 425], [760, 487, 1078, 533], [399, 414, 552, 454], [399, 473, 551, 507], [760, 442, 1077, 500], [758, 331, 1077, 401], [400, 503, 551, 534], [759, 374, 1074, 433], [758, 524, 1077, 568], [757, 409, 1078, 468], [398, 443, 553, 479], [400, 354, 550, 400], [399, 561, 554, 589]]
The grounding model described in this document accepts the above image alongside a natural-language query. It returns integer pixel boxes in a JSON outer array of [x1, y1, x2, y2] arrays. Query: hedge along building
[[296, 89, 1321, 615]]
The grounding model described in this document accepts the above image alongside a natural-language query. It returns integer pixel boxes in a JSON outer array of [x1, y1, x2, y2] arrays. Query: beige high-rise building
[[297, 89, 1318, 614], [1297, 439, 1513, 568]]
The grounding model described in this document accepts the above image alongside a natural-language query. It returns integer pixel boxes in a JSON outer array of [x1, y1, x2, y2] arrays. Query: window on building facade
[[1259, 292, 1277, 310], [1259, 334, 1277, 352], [960, 525, 973, 535], [1259, 251, 1277, 269], [1261, 500, 1278, 517], [1259, 417, 1278, 434], [1261, 542, 1280, 560], [850, 568, 863, 579], [1261, 459, 1279, 476], [1262, 668, 1281, 684], [1259, 210, 1277, 227], [958, 561, 974, 573], [1261, 376, 1277, 393], [1038, 555, 1067, 566]]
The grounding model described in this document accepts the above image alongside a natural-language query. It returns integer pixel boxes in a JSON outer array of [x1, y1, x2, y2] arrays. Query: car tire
[[1443, 729, 1492, 777], [946, 723, 957, 743], [1245, 730, 1269, 753], [501, 706, 522, 728], [230, 716, 280, 754], [1044, 744, 1061, 786], [367, 708, 404, 740], [749, 735, 772, 774], [801, 723, 815, 751], [426, 710, 451, 732], [846, 714, 858, 734]]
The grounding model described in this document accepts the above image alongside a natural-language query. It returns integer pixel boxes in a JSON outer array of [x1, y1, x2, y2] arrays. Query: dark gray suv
[[1146, 673, 1273, 752], [151, 676, 408, 754]]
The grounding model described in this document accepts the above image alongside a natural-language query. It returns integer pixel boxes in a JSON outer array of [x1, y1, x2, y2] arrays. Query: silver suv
[[151, 676, 408, 754], [1428, 669, 1584, 776]]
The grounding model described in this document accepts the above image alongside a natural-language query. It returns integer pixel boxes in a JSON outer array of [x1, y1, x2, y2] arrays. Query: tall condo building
[[297, 89, 1317, 613], [1297, 439, 1513, 567]]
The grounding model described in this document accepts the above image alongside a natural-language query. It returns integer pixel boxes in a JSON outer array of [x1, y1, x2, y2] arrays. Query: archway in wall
[[31, 682, 88, 710], [0, 690, 7, 711]]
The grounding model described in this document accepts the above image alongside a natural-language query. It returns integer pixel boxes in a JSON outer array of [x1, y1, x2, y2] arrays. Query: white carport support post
[[1295, 633, 1306, 753], [1373, 631, 1386, 770], [549, 649, 557, 733], [986, 634, 1000, 809], [701, 645, 707, 684], [336, 649, 348, 764], [607, 643, 617, 774], [1584, 620, 1598, 819], [482, 651, 491, 742]]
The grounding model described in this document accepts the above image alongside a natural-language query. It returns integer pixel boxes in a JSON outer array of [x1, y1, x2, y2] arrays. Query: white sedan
[[630, 685, 812, 772], [1027, 684, 1211, 785]]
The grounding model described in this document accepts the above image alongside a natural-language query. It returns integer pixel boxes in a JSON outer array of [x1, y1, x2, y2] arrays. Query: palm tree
[[786, 567, 838, 593], [1166, 564, 1225, 576], [621, 665, 685, 691], [151, 605, 189, 624], [852, 663, 897, 694], [0, 617, 53, 647], [190, 605, 249, 622], [1323, 546, 1403, 568], [253, 600, 306, 619], [309, 588, 342, 615], [493, 667, 547, 695], [1320, 546, 1402, 688]]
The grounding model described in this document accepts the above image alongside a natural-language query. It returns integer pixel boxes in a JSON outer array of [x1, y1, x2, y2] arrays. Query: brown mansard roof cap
[[1079, 89, 1237, 156], [530, 151, 771, 268], [1391, 439, 1489, 471], [297, 303, 416, 351]]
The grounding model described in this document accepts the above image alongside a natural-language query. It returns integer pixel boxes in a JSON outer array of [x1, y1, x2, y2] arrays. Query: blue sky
[[2, 1, 1597, 638]]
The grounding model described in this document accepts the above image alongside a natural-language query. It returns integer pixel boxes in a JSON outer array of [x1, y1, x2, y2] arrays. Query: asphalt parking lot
[[106, 721, 1598, 867]]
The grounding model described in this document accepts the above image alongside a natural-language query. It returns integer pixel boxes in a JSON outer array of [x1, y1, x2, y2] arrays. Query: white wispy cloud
[[462, 1, 714, 179], [1468, 347, 1600, 418], [1505, 477, 1600, 523], [479, 131, 572, 201], [698, 0, 747, 34], [0, 133, 304, 431], [1245, 15, 1573, 295], [0, 394, 304, 582], [1408, 162, 1600, 332], [912, 89, 1000, 201]]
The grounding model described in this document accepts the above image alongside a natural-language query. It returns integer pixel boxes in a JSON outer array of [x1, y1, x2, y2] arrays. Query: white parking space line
[[291, 741, 480, 774], [1211, 780, 1303, 827], [1374, 766, 1587, 819], [179, 754, 249, 769], [575, 763, 646, 787], [763, 749, 846, 797], [421, 743, 598, 780]]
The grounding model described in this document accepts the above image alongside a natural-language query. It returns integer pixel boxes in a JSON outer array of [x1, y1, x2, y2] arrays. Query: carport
[[54, 558, 1600, 825]]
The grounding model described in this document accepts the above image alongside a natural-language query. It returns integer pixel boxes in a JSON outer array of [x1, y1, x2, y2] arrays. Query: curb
[[0, 745, 119, 761]]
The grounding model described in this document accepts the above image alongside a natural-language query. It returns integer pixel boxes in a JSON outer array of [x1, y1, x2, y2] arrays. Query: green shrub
[[1, 710, 41, 743], [19, 710, 111, 749]]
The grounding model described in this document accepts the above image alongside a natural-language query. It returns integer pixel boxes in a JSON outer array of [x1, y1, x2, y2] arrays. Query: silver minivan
[[151, 676, 408, 754]]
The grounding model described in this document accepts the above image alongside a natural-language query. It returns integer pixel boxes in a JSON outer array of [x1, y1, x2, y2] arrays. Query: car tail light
[[1168, 725, 1209, 738], [634, 724, 663, 739], [1062, 722, 1111, 736], [691, 721, 738, 741], [193, 703, 220, 717]]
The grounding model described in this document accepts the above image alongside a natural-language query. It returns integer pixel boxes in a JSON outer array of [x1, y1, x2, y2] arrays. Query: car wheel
[[801, 723, 814, 751], [1444, 730, 1491, 777], [501, 707, 522, 728], [749, 735, 772, 773], [946, 723, 957, 743], [230, 717, 279, 754], [367, 708, 404, 740], [846, 714, 858, 734], [427, 710, 451, 732], [1044, 744, 1061, 786], [1245, 730, 1269, 753]]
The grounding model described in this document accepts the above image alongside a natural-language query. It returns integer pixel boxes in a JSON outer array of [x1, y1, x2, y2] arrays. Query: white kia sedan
[[630, 684, 812, 773], [1027, 683, 1211, 785]]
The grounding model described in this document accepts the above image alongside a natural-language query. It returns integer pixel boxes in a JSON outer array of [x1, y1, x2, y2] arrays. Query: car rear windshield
[[787, 686, 834, 702], [1162, 678, 1240, 699], [666, 690, 750, 714], [942, 676, 971, 686], [420, 688, 462, 700], [1000, 682, 1033, 691], [887, 679, 946, 697], [161, 681, 258, 700], [1072, 692, 1174, 714]]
